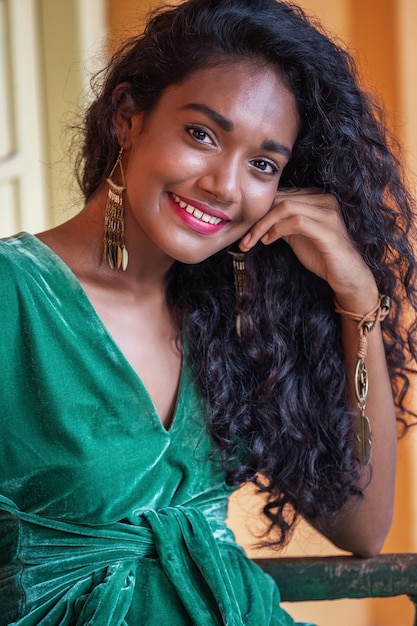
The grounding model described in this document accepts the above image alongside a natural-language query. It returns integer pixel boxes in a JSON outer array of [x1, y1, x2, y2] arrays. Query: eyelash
[[186, 125, 280, 177]]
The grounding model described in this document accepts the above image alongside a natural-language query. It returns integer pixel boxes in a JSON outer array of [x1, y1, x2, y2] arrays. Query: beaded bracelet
[[335, 295, 391, 466]]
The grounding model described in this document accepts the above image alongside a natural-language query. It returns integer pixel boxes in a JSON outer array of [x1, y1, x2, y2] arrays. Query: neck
[[38, 191, 176, 293]]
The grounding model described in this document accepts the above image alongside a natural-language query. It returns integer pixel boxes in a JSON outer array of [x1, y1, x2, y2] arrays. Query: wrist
[[334, 294, 391, 329], [333, 282, 379, 316], [334, 293, 391, 466]]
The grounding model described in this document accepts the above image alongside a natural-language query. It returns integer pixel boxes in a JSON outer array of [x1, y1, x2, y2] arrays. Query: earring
[[227, 247, 247, 336], [103, 147, 129, 271]]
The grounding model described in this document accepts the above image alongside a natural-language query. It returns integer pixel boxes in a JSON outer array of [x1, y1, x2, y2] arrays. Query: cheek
[[146, 149, 205, 187], [243, 188, 276, 224]]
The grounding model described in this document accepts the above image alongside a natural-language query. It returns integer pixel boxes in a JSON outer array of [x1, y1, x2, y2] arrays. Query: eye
[[186, 125, 215, 146], [250, 158, 280, 176]]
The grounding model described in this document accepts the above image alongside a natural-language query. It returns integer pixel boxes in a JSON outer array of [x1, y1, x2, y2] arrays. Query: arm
[[240, 189, 397, 557], [320, 306, 396, 556]]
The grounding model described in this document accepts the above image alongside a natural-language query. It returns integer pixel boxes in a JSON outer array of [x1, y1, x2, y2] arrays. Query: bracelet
[[335, 294, 391, 466]]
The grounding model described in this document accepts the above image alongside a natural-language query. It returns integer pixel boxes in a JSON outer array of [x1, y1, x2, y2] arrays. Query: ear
[[112, 82, 142, 148]]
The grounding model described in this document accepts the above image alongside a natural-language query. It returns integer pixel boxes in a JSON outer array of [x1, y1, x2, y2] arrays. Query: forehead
[[155, 60, 300, 145]]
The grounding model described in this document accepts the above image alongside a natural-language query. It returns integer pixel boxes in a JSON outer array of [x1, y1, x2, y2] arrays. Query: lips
[[169, 193, 229, 225]]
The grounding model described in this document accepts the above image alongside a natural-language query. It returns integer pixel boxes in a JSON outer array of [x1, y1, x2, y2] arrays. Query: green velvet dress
[[0, 233, 313, 626]]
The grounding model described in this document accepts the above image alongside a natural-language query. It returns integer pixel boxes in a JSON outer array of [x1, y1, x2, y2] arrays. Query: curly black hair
[[77, 0, 417, 546]]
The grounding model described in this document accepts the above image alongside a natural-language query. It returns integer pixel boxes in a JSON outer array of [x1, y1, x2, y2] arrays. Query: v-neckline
[[18, 232, 185, 434]]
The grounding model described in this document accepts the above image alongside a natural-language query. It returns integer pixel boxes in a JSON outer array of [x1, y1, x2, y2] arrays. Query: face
[[119, 60, 300, 264]]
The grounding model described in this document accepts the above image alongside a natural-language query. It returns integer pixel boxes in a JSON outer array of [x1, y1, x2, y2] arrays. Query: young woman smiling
[[0, 0, 416, 624]]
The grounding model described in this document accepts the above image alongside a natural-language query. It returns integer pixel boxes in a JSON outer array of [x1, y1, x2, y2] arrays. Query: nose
[[196, 155, 242, 205]]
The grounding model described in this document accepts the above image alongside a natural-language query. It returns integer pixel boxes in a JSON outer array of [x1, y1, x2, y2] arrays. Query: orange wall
[[108, 0, 168, 48]]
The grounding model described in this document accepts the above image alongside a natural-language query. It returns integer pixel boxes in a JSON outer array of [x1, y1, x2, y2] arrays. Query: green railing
[[256, 554, 417, 625]]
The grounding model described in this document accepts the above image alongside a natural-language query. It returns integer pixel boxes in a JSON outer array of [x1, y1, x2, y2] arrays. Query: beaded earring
[[103, 147, 129, 271]]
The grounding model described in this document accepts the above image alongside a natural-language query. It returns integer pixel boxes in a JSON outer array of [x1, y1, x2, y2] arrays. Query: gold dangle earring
[[227, 247, 247, 336], [103, 146, 129, 271]]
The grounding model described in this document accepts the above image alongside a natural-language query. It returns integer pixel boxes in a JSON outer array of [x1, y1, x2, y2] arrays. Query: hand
[[239, 188, 378, 312]]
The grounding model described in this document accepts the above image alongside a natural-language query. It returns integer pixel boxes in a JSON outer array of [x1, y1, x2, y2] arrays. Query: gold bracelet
[[335, 295, 391, 466]]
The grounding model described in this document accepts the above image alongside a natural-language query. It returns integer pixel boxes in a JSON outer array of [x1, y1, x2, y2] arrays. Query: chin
[[165, 240, 226, 266], [173, 252, 215, 265]]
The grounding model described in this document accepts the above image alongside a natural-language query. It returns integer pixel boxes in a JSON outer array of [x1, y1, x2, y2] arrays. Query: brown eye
[[186, 126, 214, 145], [251, 158, 279, 176]]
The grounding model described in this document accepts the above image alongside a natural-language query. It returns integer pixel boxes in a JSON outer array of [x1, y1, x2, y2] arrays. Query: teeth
[[172, 193, 222, 226]]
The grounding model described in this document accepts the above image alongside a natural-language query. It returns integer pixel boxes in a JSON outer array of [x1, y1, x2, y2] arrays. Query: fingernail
[[240, 233, 251, 248]]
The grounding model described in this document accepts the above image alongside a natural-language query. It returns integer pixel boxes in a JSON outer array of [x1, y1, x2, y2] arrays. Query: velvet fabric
[[0, 233, 314, 625]]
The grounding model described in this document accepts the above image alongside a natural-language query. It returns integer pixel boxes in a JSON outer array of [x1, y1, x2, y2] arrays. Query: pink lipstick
[[168, 192, 230, 235]]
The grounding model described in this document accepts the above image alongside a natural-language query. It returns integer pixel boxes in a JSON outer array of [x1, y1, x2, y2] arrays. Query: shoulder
[[0, 232, 72, 351], [0, 232, 39, 292], [0, 231, 38, 268], [0, 232, 63, 314], [0, 233, 27, 282]]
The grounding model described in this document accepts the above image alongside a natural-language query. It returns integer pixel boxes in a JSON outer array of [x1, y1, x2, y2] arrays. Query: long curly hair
[[78, 0, 417, 546]]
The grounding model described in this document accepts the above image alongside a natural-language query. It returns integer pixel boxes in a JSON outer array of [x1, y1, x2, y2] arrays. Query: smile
[[171, 193, 223, 225]]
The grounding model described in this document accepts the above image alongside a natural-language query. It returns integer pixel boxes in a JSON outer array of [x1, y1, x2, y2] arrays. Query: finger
[[274, 187, 323, 202], [260, 210, 343, 246], [275, 189, 338, 210], [239, 194, 339, 251]]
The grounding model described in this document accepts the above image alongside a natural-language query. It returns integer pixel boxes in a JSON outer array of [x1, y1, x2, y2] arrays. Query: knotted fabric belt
[[0, 495, 244, 625]]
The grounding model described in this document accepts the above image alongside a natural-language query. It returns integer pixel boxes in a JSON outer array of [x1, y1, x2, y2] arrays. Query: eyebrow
[[180, 103, 292, 159], [261, 139, 292, 160], [181, 103, 234, 132]]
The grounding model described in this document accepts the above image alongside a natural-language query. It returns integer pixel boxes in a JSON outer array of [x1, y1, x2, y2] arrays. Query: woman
[[0, 0, 416, 624]]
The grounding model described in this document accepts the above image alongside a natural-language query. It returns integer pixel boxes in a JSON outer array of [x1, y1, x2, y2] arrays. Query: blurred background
[[1, 1, 416, 624]]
